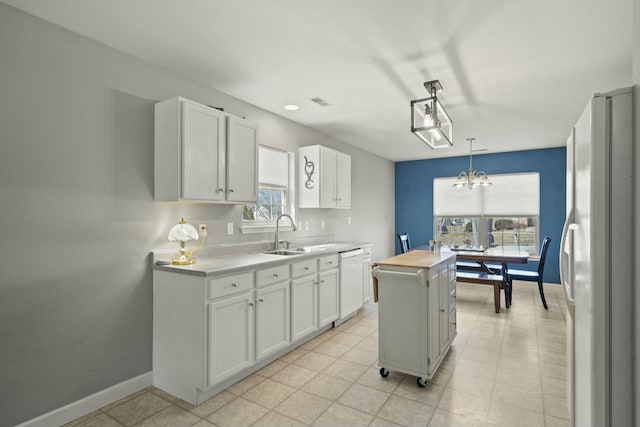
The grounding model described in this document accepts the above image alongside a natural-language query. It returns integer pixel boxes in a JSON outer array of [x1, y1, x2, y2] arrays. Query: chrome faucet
[[274, 214, 297, 250]]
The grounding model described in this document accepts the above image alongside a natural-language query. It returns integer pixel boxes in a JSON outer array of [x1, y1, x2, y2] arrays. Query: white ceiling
[[3, 0, 633, 161]]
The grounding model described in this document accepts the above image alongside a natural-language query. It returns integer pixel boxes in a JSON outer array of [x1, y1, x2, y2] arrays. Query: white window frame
[[433, 172, 541, 256], [241, 146, 296, 234]]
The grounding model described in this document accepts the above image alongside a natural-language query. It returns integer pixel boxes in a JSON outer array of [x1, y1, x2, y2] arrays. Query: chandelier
[[453, 138, 491, 189], [410, 80, 453, 149]]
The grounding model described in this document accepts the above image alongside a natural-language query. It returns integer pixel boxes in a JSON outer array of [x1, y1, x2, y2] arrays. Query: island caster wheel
[[379, 368, 389, 378], [416, 377, 427, 387]]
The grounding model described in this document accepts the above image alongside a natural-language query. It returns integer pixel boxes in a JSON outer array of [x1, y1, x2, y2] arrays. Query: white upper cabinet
[[298, 145, 351, 209], [154, 97, 258, 203], [226, 115, 258, 202]]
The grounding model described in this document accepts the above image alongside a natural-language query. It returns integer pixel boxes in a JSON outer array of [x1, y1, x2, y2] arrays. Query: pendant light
[[453, 138, 491, 189], [410, 80, 453, 149]]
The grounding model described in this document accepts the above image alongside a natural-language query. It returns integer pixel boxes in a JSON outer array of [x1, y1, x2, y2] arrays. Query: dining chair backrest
[[537, 236, 552, 275], [398, 233, 411, 253]]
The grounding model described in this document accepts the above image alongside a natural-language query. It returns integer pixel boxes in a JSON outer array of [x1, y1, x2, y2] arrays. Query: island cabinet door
[[207, 290, 255, 387], [428, 268, 441, 373]]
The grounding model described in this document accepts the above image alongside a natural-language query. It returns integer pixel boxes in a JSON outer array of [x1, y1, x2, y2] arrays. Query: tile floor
[[65, 281, 569, 427]]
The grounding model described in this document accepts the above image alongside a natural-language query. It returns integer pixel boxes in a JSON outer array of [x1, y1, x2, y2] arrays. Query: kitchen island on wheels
[[372, 249, 456, 387]]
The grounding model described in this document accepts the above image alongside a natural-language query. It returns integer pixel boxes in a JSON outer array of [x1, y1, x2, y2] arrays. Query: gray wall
[[633, 0, 639, 423], [0, 4, 395, 426]]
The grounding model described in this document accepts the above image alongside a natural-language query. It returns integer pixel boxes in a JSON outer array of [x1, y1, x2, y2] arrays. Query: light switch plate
[[321, 220, 325, 230], [348, 217, 351, 225], [304, 222, 309, 231], [227, 222, 234, 235]]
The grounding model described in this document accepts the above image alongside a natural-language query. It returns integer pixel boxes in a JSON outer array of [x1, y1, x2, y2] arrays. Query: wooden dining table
[[452, 247, 529, 307]]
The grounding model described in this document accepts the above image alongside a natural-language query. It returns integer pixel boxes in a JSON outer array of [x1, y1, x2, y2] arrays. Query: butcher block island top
[[375, 249, 456, 269]]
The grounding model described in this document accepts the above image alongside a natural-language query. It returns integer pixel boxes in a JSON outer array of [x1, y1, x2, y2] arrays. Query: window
[[433, 172, 540, 255], [241, 145, 295, 232], [434, 216, 538, 254], [243, 187, 286, 221]]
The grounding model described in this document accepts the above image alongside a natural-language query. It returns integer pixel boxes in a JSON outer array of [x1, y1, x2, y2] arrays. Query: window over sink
[[241, 145, 296, 233]]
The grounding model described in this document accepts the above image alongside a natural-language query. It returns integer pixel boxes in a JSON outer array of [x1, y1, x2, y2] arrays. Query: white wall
[[0, 4, 395, 426]]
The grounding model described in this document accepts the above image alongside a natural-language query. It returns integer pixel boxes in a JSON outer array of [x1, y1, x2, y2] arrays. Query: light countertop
[[152, 241, 371, 278], [374, 249, 456, 269]]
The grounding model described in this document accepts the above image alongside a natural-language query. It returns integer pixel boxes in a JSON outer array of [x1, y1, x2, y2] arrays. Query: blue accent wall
[[395, 147, 566, 284]]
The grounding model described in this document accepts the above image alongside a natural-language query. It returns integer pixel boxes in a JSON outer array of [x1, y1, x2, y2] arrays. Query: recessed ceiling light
[[284, 104, 299, 111]]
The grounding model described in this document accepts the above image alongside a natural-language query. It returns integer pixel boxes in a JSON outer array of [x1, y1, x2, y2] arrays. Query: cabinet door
[[318, 269, 339, 327], [182, 100, 226, 201], [438, 267, 450, 352], [291, 275, 318, 341], [319, 147, 337, 208], [226, 116, 258, 202], [256, 281, 290, 360], [336, 152, 351, 208], [428, 268, 441, 372], [208, 291, 254, 386], [448, 262, 457, 341]]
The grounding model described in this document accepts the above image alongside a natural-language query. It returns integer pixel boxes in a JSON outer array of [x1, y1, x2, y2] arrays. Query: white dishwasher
[[339, 249, 364, 320]]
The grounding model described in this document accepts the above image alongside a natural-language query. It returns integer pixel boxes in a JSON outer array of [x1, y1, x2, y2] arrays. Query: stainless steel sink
[[263, 249, 306, 256]]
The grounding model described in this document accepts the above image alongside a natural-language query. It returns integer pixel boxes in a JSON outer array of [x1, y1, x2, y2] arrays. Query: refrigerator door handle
[[560, 208, 577, 309]]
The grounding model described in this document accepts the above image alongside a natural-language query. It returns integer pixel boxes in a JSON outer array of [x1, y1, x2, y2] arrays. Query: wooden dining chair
[[506, 236, 551, 309], [397, 233, 411, 253]]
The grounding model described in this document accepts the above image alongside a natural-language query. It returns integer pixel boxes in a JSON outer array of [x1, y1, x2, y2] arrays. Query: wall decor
[[304, 155, 315, 189]]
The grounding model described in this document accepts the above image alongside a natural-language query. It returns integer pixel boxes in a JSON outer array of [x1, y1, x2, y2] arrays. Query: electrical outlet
[[348, 217, 351, 225], [199, 224, 207, 237], [304, 221, 309, 231], [321, 220, 325, 230], [227, 222, 234, 235]]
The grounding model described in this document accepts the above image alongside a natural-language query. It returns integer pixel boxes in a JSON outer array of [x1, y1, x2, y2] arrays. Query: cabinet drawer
[[291, 259, 317, 278], [257, 264, 290, 287], [318, 254, 339, 271], [208, 272, 254, 300]]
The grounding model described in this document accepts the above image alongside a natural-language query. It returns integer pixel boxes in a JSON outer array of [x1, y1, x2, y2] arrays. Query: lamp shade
[[168, 218, 199, 242]]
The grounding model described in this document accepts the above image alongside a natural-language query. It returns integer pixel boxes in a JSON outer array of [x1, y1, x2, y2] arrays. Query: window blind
[[433, 172, 539, 217], [259, 145, 288, 187]]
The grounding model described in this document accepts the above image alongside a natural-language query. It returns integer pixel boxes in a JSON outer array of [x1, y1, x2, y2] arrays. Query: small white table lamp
[[168, 218, 199, 265]]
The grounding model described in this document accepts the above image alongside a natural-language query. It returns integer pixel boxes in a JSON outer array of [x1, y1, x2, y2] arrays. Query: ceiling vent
[[310, 97, 331, 107]]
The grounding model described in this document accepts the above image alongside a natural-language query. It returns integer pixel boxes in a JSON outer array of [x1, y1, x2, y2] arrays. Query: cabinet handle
[[328, 261, 333, 265], [216, 188, 224, 193], [273, 273, 279, 278], [231, 283, 238, 287], [304, 267, 309, 270], [320, 280, 325, 283], [258, 298, 264, 303], [440, 309, 445, 312], [314, 281, 319, 285], [228, 189, 234, 193], [248, 302, 254, 307]]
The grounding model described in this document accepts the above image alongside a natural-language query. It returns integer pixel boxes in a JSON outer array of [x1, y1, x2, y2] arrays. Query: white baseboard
[[15, 372, 153, 427]]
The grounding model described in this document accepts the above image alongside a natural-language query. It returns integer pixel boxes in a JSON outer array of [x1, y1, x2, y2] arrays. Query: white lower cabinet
[[291, 275, 318, 341], [256, 281, 290, 360], [153, 245, 371, 405], [374, 254, 456, 383], [291, 258, 319, 341], [208, 291, 254, 386]]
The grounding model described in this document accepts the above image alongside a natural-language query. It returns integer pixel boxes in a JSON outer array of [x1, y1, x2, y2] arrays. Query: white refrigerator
[[560, 87, 634, 427]]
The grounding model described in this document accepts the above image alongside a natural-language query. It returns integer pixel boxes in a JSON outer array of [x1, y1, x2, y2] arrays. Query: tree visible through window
[[243, 187, 286, 222]]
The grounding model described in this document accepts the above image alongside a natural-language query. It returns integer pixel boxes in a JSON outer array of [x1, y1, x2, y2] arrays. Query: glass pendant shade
[[411, 80, 453, 149], [168, 218, 200, 265]]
